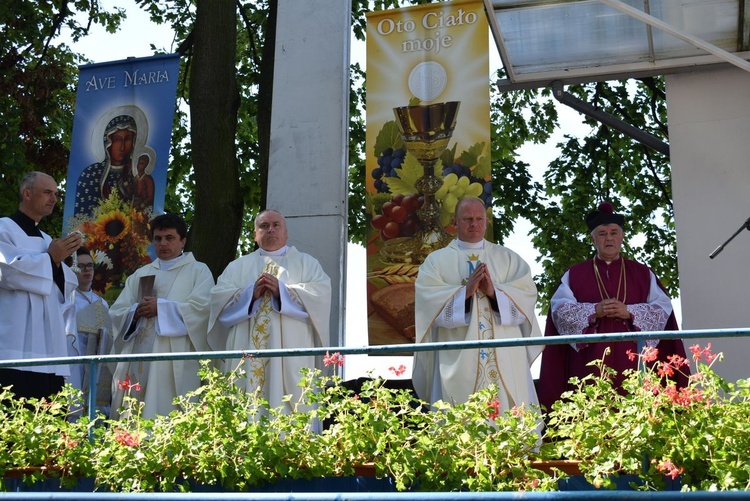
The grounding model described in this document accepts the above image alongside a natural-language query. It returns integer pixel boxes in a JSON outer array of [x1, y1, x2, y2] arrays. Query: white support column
[[267, 1, 351, 347], [667, 66, 750, 383]]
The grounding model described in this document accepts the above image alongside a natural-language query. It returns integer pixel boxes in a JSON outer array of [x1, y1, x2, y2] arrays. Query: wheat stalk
[[367, 264, 419, 284]]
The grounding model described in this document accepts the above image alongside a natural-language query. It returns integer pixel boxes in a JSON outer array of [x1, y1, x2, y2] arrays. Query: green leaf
[[373, 121, 405, 158], [473, 151, 492, 180], [457, 141, 485, 169], [440, 143, 458, 168], [385, 153, 434, 195]]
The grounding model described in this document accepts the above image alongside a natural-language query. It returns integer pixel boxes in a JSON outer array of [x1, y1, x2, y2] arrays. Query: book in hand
[[138, 275, 155, 300]]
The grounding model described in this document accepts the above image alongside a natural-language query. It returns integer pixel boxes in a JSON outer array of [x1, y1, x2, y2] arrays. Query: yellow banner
[[366, 0, 491, 347]]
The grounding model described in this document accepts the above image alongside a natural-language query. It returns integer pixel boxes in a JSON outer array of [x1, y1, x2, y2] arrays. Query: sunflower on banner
[[67, 191, 152, 297]]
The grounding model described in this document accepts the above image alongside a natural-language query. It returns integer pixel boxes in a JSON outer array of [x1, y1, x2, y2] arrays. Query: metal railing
[[1, 327, 749, 420], [0, 487, 749, 499], [1, 327, 748, 499]]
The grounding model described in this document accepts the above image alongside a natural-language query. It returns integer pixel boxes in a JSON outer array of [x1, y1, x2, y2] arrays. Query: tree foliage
[[0, 0, 677, 310], [0, 0, 124, 234], [496, 78, 675, 310]]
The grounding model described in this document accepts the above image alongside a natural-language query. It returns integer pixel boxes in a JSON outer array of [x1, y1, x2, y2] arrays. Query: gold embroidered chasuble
[[208, 246, 331, 412], [413, 239, 542, 410]]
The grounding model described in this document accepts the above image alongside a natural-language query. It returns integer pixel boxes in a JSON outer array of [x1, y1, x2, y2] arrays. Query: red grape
[[371, 214, 389, 230], [381, 201, 395, 217], [383, 221, 400, 239], [401, 216, 419, 237], [401, 194, 420, 214], [390, 205, 409, 224]]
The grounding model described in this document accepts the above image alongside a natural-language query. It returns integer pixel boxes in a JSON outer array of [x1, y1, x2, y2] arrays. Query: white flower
[[92, 251, 113, 270]]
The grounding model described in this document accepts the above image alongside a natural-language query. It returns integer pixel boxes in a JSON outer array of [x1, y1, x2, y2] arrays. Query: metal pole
[[2, 327, 749, 370], [0, 489, 749, 499]]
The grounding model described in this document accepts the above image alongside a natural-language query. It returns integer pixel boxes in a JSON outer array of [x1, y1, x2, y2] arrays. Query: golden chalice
[[380, 101, 460, 264]]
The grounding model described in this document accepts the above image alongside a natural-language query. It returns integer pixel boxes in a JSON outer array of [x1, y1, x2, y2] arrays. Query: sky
[[63, 1, 679, 380]]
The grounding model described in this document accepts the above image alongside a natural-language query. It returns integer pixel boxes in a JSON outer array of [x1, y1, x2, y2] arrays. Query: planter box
[[529, 461, 682, 491], [558, 475, 682, 491], [530, 460, 583, 476], [2, 462, 682, 493], [3, 467, 395, 493]]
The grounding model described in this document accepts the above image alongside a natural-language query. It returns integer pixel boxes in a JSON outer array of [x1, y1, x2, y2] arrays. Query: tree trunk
[[256, 0, 277, 212], [189, 0, 242, 278]]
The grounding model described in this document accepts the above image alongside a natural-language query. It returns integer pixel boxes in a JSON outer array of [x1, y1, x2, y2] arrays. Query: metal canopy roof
[[485, 0, 750, 90]]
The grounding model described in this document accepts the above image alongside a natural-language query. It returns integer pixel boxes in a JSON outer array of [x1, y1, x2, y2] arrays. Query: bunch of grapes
[[371, 147, 407, 193], [434, 171, 485, 226], [442, 162, 472, 179], [371, 193, 423, 241], [441, 163, 493, 208]]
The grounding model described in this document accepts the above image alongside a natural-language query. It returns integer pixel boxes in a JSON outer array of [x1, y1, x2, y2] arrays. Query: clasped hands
[[594, 298, 631, 320], [135, 295, 158, 320], [252, 272, 280, 300], [465, 263, 495, 299]]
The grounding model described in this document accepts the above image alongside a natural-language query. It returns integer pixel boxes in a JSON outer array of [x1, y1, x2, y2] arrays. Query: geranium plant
[[545, 343, 750, 491], [0, 354, 559, 492], [3, 343, 748, 493], [0, 386, 94, 490], [82, 357, 557, 492]]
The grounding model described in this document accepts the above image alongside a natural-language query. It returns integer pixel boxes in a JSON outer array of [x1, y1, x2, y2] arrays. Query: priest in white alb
[[413, 197, 542, 411], [110, 214, 214, 419], [208, 210, 331, 412], [0, 172, 83, 400]]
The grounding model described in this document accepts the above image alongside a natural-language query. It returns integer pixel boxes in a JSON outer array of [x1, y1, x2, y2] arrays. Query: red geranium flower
[[323, 351, 344, 367]]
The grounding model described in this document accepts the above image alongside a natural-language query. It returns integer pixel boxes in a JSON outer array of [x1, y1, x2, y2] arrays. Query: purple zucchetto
[[585, 201, 625, 232]]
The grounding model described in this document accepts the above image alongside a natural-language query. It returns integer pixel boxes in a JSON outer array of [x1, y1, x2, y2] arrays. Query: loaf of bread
[[370, 283, 415, 342]]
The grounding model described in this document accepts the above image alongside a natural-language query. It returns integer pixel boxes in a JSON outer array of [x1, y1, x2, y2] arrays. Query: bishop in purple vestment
[[537, 202, 688, 412]]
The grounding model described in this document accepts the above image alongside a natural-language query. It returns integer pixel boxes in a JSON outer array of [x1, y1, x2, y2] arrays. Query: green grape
[[435, 173, 457, 200], [440, 212, 452, 227], [465, 182, 483, 198], [443, 193, 459, 214], [443, 173, 459, 188], [434, 173, 482, 226]]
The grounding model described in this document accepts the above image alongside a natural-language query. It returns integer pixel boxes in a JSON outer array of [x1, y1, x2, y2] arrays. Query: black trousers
[[0, 368, 64, 400]]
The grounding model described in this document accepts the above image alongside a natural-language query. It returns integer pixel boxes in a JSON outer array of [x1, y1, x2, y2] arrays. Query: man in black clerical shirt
[[0, 172, 83, 399]]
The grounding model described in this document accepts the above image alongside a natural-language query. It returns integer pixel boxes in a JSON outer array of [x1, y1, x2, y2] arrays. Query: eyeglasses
[[78, 264, 95, 271]]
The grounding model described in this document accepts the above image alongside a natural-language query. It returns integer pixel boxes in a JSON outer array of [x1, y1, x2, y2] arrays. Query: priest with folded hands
[[110, 214, 214, 419], [412, 197, 542, 412], [208, 209, 331, 414]]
